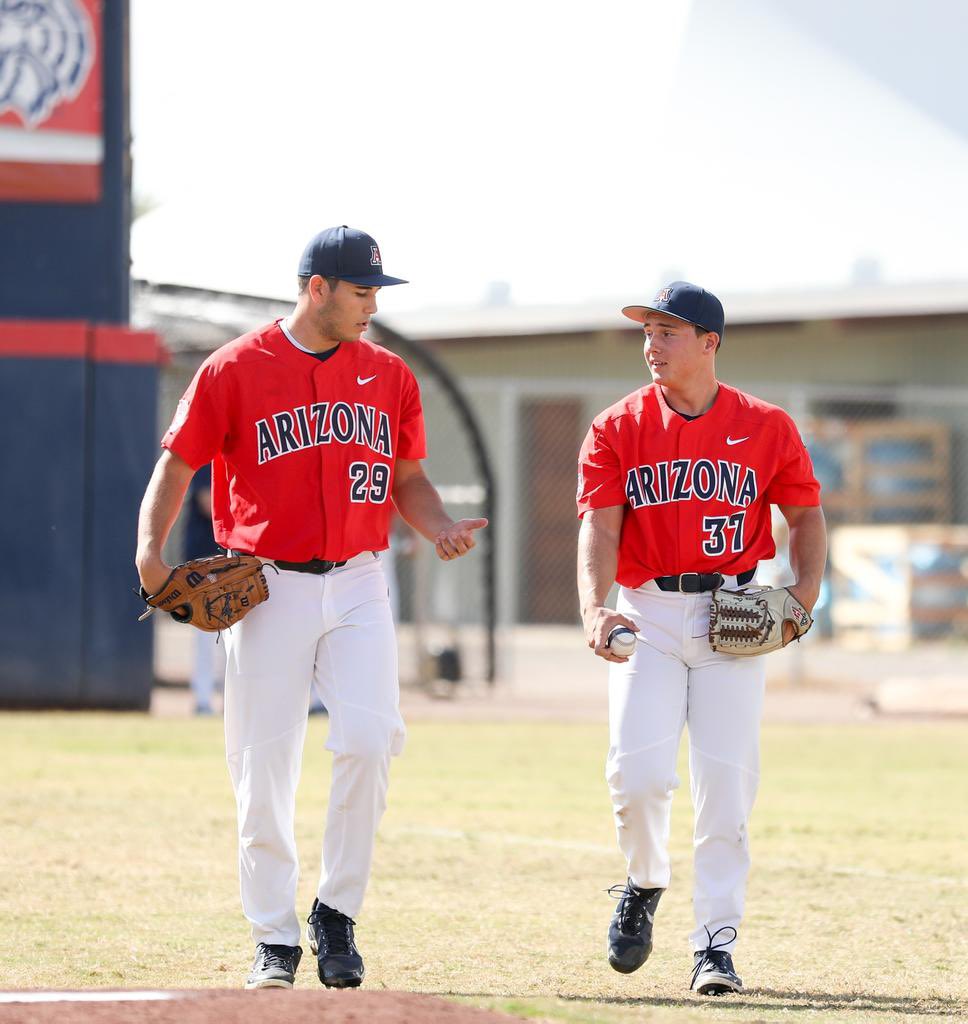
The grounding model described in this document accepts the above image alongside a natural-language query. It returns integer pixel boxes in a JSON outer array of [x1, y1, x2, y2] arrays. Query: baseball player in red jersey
[[136, 226, 486, 991], [576, 282, 826, 995]]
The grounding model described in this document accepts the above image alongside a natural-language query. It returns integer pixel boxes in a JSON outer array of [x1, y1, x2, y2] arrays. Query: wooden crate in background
[[804, 419, 951, 524], [830, 525, 968, 649]]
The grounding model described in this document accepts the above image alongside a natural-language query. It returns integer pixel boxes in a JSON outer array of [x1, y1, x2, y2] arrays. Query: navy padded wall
[[0, 358, 86, 701], [82, 359, 157, 709]]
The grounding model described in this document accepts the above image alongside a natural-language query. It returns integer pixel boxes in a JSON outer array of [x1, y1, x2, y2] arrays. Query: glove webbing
[[715, 603, 772, 643]]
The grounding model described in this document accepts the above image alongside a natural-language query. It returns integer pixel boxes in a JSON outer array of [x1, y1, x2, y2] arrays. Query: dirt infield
[[0, 990, 519, 1024]]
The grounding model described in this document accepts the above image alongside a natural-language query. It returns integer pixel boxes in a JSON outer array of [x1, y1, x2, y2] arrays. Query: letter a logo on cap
[[655, 288, 672, 303], [370, 245, 382, 266]]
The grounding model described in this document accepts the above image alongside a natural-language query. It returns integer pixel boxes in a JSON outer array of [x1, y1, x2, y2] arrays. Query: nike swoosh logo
[[726, 436, 749, 445], [357, 374, 377, 385]]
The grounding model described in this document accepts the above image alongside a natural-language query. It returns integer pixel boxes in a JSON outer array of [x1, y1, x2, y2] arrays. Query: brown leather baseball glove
[[138, 554, 269, 632], [708, 586, 812, 656]]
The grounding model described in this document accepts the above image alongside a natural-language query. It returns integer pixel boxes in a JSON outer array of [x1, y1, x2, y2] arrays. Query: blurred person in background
[[181, 462, 224, 715]]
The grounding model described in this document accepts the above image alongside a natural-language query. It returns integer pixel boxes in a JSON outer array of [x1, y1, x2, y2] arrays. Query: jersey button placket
[[675, 418, 701, 663], [682, 415, 710, 580], [671, 415, 687, 580], [314, 364, 330, 560]]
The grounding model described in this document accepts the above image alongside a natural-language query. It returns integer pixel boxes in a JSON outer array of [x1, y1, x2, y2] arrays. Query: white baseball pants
[[606, 577, 766, 953], [222, 552, 405, 948]]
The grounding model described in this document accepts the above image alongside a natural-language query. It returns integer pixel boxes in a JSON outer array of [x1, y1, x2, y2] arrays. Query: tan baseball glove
[[138, 554, 269, 632], [708, 586, 812, 656]]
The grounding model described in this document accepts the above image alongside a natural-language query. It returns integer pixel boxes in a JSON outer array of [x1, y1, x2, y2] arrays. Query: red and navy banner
[[0, 0, 104, 202], [0, 321, 168, 364]]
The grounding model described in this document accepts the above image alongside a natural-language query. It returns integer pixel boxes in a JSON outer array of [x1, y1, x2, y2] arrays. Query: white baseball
[[607, 626, 637, 657]]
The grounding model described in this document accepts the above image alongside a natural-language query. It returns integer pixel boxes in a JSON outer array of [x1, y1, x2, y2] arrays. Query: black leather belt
[[275, 558, 347, 575], [231, 551, 347, 575], [654, 568, 756, 593]]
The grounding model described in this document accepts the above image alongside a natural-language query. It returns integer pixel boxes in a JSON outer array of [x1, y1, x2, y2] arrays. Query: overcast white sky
[[130, 0, 968, 313]]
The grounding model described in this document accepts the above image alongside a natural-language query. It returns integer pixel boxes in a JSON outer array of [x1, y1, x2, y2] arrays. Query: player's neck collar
[[659, 382, 721, 419], [279, 317, 341, 356]]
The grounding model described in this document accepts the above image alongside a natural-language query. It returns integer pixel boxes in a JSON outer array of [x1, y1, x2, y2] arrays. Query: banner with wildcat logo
[[0, 0, 103, 202]]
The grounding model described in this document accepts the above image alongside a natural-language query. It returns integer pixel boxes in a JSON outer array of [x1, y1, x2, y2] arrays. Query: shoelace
[[259, 943, 296, 971], [309, 905, 356, 956], [605, 883, 657, 935], [689, 925, 738, 990]]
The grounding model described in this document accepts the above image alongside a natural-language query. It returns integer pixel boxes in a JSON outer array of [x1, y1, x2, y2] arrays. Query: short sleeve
[[577, 418, 626, 517], [765, 416, 821, 506], [396, 369, 427, 461], [161, 360, 230, 470]]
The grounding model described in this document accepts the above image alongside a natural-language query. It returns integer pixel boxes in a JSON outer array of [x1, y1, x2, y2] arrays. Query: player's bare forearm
[[577, 507, 636, 662], [392, 459, 487, 561], [779, 503, 827, 611], [391, 464, 452, 539], [135, 448, 195, 592], [577, 511, 619, 613]]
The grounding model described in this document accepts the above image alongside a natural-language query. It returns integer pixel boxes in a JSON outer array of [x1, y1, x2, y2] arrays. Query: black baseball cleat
[[244, 942, 302, 989], [690, 926, 743, 996], [606, 880, 663, 974], [307, 898, 365, 988]]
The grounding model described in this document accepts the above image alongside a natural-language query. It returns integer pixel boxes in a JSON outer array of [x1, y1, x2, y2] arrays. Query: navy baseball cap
[[298, 225, 408, 286], [622, 281, 725, 339]]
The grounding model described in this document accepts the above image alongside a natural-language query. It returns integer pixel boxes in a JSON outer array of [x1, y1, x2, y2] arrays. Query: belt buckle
[[679, 572, 702, 593]]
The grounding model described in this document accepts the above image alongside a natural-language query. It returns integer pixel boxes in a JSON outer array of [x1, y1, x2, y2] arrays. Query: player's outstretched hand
[[435, 518, 488, 561], [584, 606, 639, 663]]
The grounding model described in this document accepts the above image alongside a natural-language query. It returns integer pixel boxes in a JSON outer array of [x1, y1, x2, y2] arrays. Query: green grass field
[[0, 713, 965, 1023]]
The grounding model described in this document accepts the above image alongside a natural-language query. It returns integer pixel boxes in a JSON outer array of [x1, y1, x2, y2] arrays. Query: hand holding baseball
[[606, 626, 638, 658], [583, 606, 639, 663], [435, 518, 488, 561]]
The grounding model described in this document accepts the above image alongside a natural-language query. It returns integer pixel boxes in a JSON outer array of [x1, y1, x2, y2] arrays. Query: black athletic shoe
[[690, 926, 743, 995], [244, 942, 302, 989], [307, 898, 365, 988], [606, 880, 663, 974]]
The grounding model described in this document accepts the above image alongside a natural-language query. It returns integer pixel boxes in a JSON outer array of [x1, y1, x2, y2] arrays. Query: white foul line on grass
[[390, 824, 967, 888], [0, 992, 177, 1003], [396, 824, 614, 855]]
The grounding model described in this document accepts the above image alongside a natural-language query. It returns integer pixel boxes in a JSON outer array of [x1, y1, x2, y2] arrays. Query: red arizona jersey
[[162, 321, 427, 562], [577, 383, 820, 588]]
